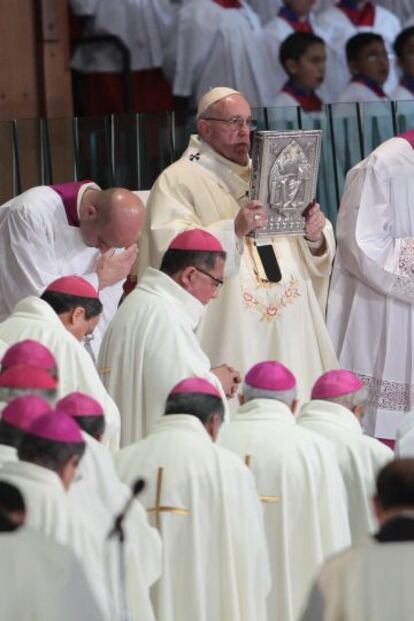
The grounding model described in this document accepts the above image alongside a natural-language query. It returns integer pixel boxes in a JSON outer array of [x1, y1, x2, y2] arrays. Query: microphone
[[108, 478, 145, 539]]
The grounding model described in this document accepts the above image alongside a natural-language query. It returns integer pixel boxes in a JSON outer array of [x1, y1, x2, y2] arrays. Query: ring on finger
[[253, 213, 260, 221]]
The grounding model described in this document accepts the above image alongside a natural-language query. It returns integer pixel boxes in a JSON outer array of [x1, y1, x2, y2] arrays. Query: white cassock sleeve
[[337, 164, 414, 305]]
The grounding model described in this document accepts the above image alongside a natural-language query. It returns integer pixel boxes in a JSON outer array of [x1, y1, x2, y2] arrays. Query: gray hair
[[243, 384, 297, 406], [325, 386, 368, 411]]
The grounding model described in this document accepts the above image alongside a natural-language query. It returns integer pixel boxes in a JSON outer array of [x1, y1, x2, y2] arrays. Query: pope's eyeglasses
[[203, 116, 257, 131]]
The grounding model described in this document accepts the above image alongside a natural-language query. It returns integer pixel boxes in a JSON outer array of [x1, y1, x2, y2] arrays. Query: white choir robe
[[338, 81, 390, 103], [300, 540, 414, 621], [318, 4, 401, 99], [262, 14, 332, 101], [69, 431, 162, 621], [115, 414, 271, 621], [0, 339, 7, 358], [0, 185, 123, 355], [0, 443, 17, 467], [391, 84, 414, 101], [138, 134, 338, 404], [0, 527, 104, 621], [170, 0, 272, 107], [268, 89, 325, 120], [218, 398, 351, 621], [297, 400, 393, 540], [71, 0, 177, 72], [0, 296, 121, 451], [0, 460, 110, 619], [327, 135, 414, 440], [98, 267, 226, 445]]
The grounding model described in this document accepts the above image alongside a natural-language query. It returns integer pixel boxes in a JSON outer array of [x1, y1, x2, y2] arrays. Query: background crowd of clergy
[[1, 31, 414, 616], [70, 0, 414, 112]]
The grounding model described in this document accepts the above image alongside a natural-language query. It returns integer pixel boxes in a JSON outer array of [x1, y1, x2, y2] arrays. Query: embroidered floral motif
[[242, 275, 301, 322], [398, 238, 414, 278], [356, 373, 414, 412]]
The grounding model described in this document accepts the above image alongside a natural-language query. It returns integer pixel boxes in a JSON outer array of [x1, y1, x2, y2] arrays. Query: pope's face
[[198, 95, 252, 166]]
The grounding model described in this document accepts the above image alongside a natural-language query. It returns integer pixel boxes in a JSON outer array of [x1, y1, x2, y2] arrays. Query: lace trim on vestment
[[356, 373, 414, 412]]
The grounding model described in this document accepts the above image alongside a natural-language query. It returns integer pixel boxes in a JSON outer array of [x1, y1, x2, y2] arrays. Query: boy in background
[[272, 32, 326, 112], [339, 32, 389, 102], [392, 27, 414, 100]]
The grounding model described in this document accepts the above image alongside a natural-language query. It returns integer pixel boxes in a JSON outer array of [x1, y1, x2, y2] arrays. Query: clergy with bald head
[[297, 370, 393, 541], [138, 86, 338, 403], [0, 410, 110, 617], [218, 360, 351, 621], [116, 377, 270, 621], [0, 276, 121, 450], [0, 181, 145, 353], [100, 229, 239, 444]]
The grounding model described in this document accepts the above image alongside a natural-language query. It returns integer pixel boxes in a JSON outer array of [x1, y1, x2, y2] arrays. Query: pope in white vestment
[[218, 361, 351, 621], [327, 131, 414, 441], [0, 295, 121, 450], [0, 527, 104, 621], [116, 378, 271, 621], [0, 182, 143, 354], [99, 230, 228, 445], [297, 370, 393, 541], [138, 87, 338, 403]]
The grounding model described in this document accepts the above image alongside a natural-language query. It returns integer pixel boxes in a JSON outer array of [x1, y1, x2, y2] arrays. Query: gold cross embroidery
[[244, 454, 281, 504], [100, 367, 111, 376], [147, 467, 190, 530]]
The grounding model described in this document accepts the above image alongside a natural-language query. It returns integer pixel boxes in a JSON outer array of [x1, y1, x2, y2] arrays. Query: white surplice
[[300, 539, 414, 621], [98, 267, 226, 445], [71, 0, 176, 72], [0, 296, 121, 451], [391, 84, 414, 101], [338, 81, 390, 103], [170, 0, 272, 107], [0, 185, 123, 354], [0, 527, 104, 621], [116, 414, 271, 621], [69, 431, 162, 621], [318, 3, 401, 99], [0, 443, 17, 468], [0, 460, 109, 618], [395, 412, 414, 457], [138, 134, 338, 403], [327, 135, 414, 440], [218, 398, 351, 621], [297, 400, 393, 540]]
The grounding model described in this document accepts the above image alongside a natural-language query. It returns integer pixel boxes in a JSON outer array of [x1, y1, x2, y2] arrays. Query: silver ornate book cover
[[249, 130, 322, 238]]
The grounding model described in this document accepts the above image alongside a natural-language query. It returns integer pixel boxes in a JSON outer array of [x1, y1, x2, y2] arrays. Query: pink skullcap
[[45, 276, 99, 299], [28, 411, 84, 444], [168, 230, 224, 253], [0, 364, 57, 390], [2, 396, 52, 431], [170, 378, 221, 399], [311, 370, 365, 400], [245, 361, 296, 391], [1, 340, 56, 373], [57, 392, 103, 418]]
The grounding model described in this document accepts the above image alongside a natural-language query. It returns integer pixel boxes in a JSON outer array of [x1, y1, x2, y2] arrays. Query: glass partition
[[0, 102, 412, 215]]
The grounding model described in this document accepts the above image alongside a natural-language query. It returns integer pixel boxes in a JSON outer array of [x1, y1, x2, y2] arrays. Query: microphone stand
[[107, 479, 145, 621]]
